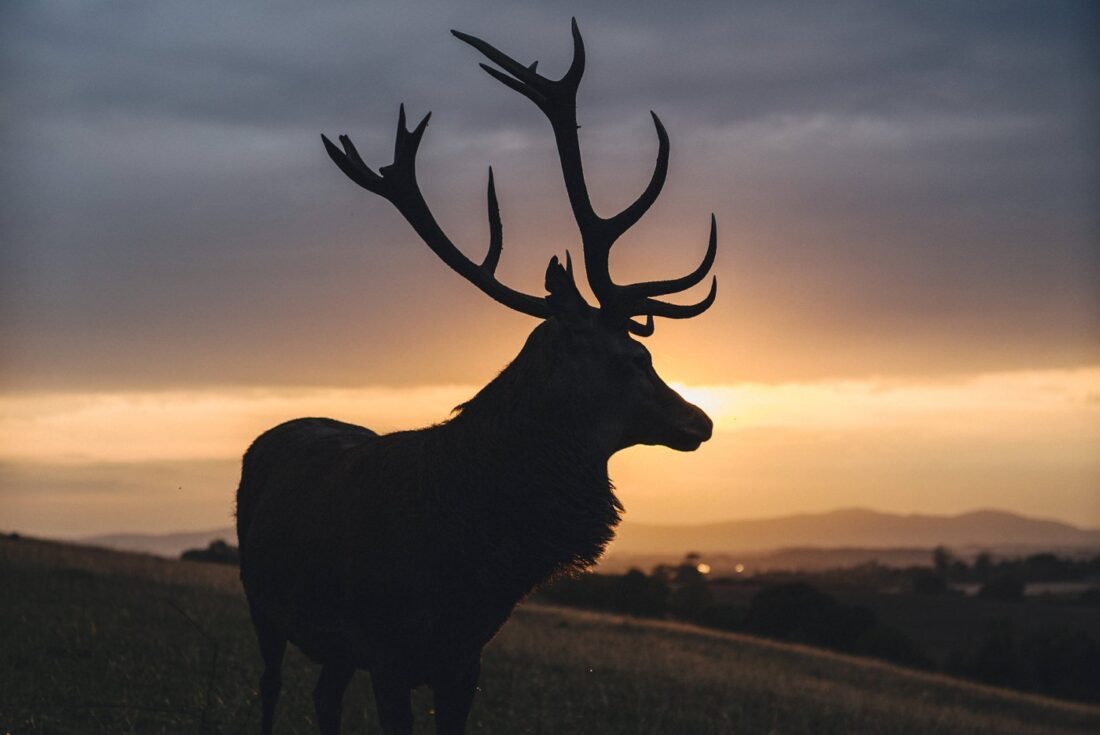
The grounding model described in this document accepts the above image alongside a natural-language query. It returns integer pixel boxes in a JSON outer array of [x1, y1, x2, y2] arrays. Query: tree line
[[535, 551, 1100, 704]]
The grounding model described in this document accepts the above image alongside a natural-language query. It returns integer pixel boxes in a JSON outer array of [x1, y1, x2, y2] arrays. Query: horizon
[[61, 505, 1100, 542], [2, 2, 1098, 537]]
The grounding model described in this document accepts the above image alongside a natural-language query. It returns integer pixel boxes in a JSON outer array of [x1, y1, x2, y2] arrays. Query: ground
[[2, 535, 1098, 734]]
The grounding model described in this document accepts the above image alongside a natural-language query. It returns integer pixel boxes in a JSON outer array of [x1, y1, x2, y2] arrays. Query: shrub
[[180, 539, 239, 565], [613, 569, 669, 617], [745, 582, 877, 651], [1021, 628, 1100, 702], [857, 625, 932, 669], [745, 582, 835, 639], [538, 569, 669, 618], [979, 574, 1025, 601], [948, 623, 1100, 703], [948, 621, 1017, 686], [692, 604, 743, 632], [908, 569, 948, 596]]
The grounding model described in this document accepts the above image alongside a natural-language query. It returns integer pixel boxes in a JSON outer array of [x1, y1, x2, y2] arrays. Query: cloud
[[1, 1, 1097, 390]]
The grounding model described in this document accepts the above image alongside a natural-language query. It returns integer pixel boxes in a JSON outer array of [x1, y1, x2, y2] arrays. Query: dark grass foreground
[[2, 536, 1098, 734]]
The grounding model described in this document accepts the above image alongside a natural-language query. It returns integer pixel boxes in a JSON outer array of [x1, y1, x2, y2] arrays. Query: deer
[[236, 19, 718, 735]]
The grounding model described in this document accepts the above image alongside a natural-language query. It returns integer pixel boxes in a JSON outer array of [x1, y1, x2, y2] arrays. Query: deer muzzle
[[667, 401, 713, 451]]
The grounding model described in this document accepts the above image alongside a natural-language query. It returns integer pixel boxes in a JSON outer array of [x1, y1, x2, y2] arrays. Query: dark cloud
[[2, 0, 1097, 389]]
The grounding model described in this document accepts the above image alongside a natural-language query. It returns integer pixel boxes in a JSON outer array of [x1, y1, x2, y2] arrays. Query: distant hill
[[611, 508, 1100, 555], [81, 526, 236, 558], [77, 508, 1100, 560]]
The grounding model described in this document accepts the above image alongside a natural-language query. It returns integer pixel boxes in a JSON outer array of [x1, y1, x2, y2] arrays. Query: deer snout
[[650, 382, 713, 451], [624, 377, 715, 452], [669, 401, 712, 451], [684, 403, 714, 442]]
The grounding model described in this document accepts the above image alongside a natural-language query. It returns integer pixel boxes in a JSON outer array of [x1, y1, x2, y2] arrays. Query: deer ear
[[544, 252, 591, 322]]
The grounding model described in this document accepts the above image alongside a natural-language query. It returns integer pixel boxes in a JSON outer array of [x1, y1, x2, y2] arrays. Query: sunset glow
[[3, 367, 1097, 536]]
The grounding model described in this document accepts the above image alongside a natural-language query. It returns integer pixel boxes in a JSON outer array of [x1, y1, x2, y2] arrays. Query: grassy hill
[[2, 536, 1098, 734]]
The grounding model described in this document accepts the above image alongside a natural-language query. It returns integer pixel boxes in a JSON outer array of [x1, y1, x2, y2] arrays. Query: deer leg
[[433, 659, 481, 735], [314, 661, 355, 735], [370, 671, 414, 735], [250, 608, 287, 735]]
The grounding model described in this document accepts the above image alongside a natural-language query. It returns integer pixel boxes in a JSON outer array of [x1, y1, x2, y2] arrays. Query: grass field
[[3, 536, 1099, 734]]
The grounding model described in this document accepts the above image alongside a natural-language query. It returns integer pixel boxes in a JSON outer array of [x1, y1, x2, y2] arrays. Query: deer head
[[323, 19, 717, 456]]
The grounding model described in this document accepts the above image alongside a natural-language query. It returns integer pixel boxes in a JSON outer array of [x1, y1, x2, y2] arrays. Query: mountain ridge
[[613, 508, 1100, 554], [72, 507, 1100, 558]]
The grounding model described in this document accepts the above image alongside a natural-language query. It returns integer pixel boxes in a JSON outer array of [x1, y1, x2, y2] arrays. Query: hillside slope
[[2, 536, 1098, 734]]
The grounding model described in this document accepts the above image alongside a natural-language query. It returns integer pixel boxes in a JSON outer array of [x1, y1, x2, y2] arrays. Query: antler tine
[[394, 105, 419, 164], [323, 108, 550, 320], [618, 215, 717, 302], [482, 167, 503, 274], [451, 17, 585, 98], [322, 134, 382, 194], [633, 277, 718, 320], [477, 63, 548, 107], [625, 314, 655, 337], [451, 30, 544, 87], [563, 17, 586, 87], [605, 112, 669, 243]]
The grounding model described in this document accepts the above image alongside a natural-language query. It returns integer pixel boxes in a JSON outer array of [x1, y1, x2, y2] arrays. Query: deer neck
[[438, 396, 622, 591], [447, 393, 614, 491], [453, 363, 620, 458]]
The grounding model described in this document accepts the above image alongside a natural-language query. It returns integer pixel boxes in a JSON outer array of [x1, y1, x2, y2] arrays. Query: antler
[[452, 18, 717, 335], [323, 106, 551, 319], [323, 20, 716, 336]]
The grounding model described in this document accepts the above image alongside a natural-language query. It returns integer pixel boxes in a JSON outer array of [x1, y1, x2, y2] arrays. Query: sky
[[1, 1, 1098, 536]]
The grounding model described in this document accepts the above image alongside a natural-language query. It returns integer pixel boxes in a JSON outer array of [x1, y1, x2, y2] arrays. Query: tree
[[668, 553, 713, 619], [745, 582, 835, 640], [909, 569, 948, 595], [181, 539, 239, 565], [614, 569, 668, 617], [974, 551, 993, 580], [979, 573, 1025, 602], [932, 545, 953, 574]]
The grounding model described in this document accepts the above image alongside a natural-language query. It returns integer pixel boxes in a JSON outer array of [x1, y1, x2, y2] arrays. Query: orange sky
[[1, 3, 1098, 536], [2, 367, 1098, 536]]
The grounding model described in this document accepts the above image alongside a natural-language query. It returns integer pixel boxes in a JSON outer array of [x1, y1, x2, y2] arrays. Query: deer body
[[238, 329, 626, 674], [239, 21, 718, 735], [238, 417, 616, 673]]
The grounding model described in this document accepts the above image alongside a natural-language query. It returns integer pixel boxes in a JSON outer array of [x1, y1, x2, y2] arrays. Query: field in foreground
[[2, 536, 1099, 734]]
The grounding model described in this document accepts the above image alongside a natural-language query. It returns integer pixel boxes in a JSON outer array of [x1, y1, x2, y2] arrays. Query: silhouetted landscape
[[538, 549, 1100, 703], [104, 503, 1100, 707], [169, 532, 1100, 705], [81, 507, 1100, 561], [4, 534, 1099, 734], [61, 507, 1100, 730]]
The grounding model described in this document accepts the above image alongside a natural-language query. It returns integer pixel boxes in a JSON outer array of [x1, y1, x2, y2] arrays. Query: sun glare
[[671, 384, 734, 425]]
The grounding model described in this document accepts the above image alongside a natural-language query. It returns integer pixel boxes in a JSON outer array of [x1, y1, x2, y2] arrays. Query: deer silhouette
[[237, 19, 718, 735]]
